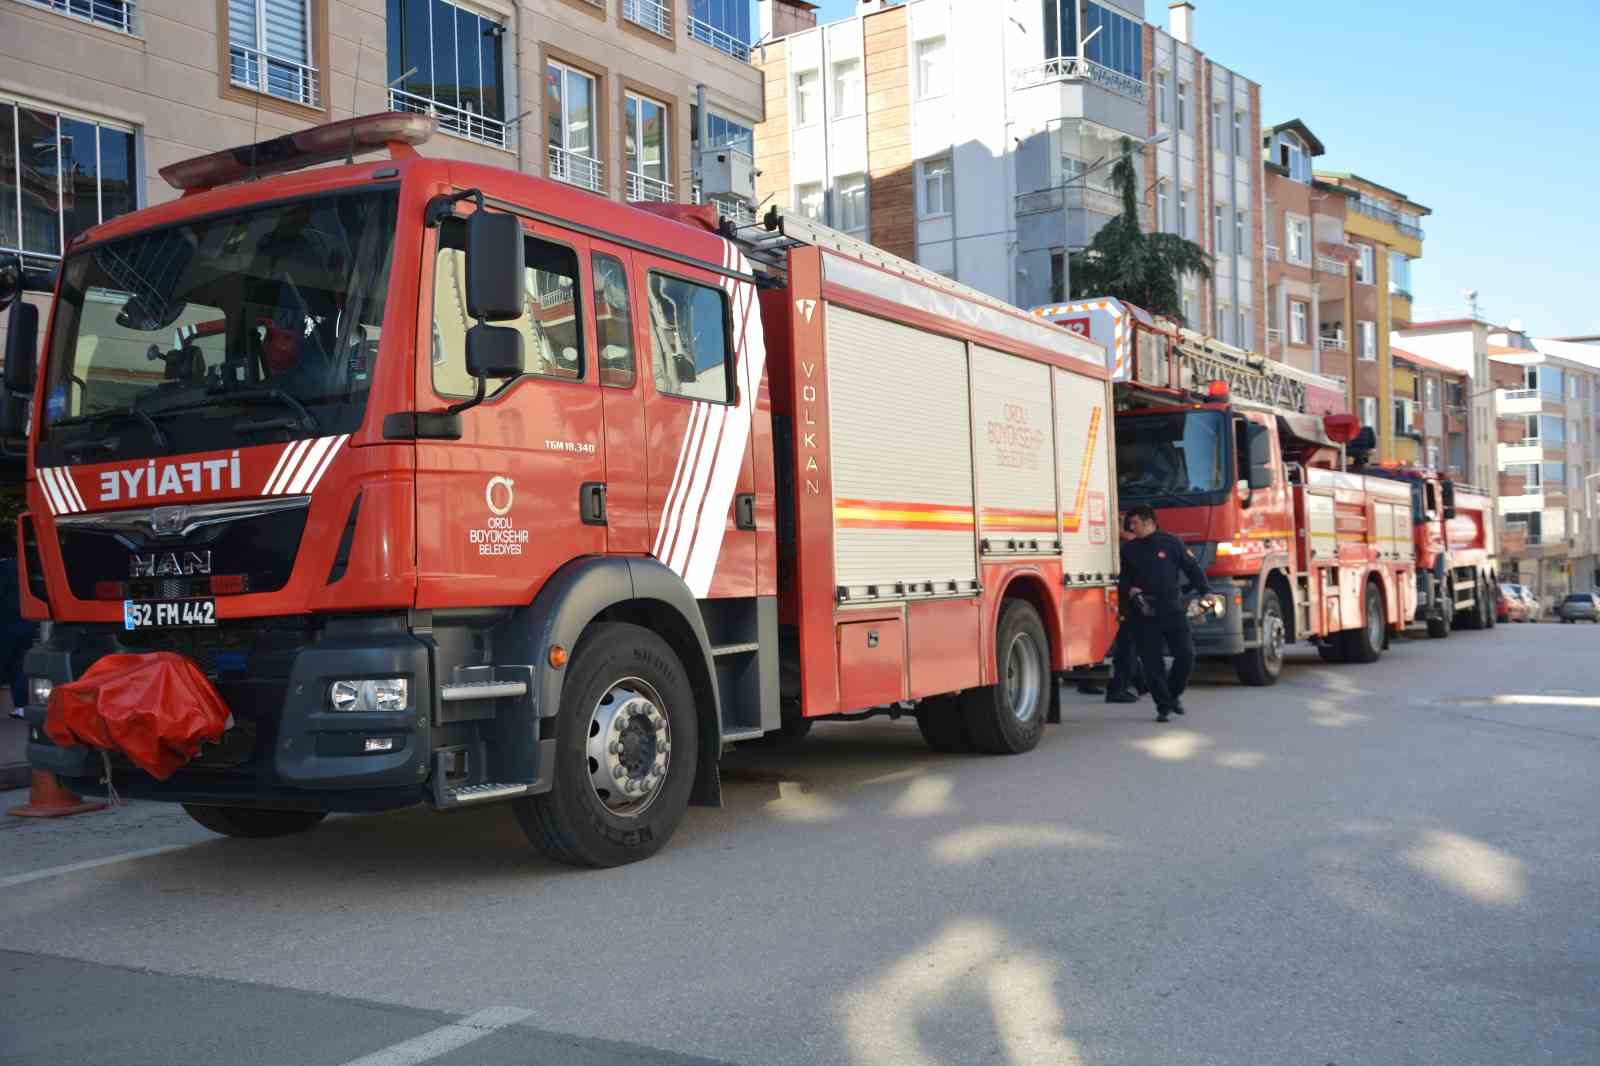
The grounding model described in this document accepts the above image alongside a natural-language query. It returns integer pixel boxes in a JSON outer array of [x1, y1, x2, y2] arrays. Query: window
[[1289, 300, 1308, 345], [1541, 367, 1565, 402], [916, 37, 948, 99], [836, 173, 868, 235], [593, 253, 635, 388], [228, 0, 319, 107], [1358, 320, 1376, 360], [1041, 0, 1079, 61], [1082, 3, 1143, 80], [1359, 396, 1378, 430], [625, 93, 670, 201], [1177, 81, 1189, 132], [1356, 244, 1374, 284], [1543, 461, 1566, 486], [1178, 187, 1191, 238], [1233, 111, 1246, 156], [547, 62, 600, 190], [649, 273, 732, 403], [1427, 443, 1440, 471], [388, 0, 506, 146], [1286, 215, 1308, 264], [1182, 291, 1197, 326], [688, 0, 752, 59], [1389, 250, 1412, 296], [795, 182, 823, 221], [432, 225, 585, 396], [0, 100, 138, 266], [1050, 251, 1066, 303], [1212, 101, 1225, 151], [26, 0, 135, 33], [1570, 376, 1581, 400], [1541, 414, 1565, 445], [1425, 377, 1438, 410], [1274, 132, 1312, 182], [1156, 181, 1170, 231], [1215, 302, 1229, 343], [697, 110, 754, 156], [833, 58, 863, 118], [793, 69, 820, 126], [918, 155, 952, 218], [1234, 209, 1247, 253], [1393, 397, 1414, 437], [1156, 71, 1169, 126], [1214, 204, 1226, 253]]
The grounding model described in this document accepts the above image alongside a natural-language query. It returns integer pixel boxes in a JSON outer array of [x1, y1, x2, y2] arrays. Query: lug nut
[[613, 765, 626, 780]]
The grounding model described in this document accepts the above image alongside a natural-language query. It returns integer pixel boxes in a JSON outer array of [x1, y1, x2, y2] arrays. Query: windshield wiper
[[54, 404, 171, 455], [146, 387, 319, 435]]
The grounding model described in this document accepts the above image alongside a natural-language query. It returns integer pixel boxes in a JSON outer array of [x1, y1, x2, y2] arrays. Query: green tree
[[1068, 137, 1211, 324]]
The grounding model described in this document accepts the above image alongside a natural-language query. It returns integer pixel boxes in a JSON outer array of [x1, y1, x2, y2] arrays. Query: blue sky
[[789, 0, 1598, 337]]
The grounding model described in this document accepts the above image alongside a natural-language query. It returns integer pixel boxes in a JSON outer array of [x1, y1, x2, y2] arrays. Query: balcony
[[1015, 184, 1135, 222], [623, 0, 672, 38], [549, 144, 604, 193], [27, 0, 135, 33], [1350, 199, 1426, 241], [687, 17, 750, 62], [1315, 255, 1348, 276], [626, 171, 674, 203], [1498, 472, 1527, 497], [1498, 388, 1541, 416], [1010, 57, 1146, 103], [1265, 243, 1281, 261], [1265, 327, 1283, 346], [230, 45, 320, 108], [390, 88, 508, 149], [1319, 331, 1347, 353]]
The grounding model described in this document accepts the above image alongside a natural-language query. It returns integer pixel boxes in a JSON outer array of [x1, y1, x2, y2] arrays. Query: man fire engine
[[2, 114, 1117, 867]]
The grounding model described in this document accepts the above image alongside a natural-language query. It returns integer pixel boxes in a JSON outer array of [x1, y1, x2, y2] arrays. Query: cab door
[[589, 242, 649, 555], [414, 214, 605, 608]]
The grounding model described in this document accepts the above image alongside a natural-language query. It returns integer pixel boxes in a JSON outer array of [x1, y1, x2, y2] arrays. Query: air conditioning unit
[[699, 145, 756, 201]]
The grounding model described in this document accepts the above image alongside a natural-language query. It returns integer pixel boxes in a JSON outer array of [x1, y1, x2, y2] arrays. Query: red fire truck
[[1036, 299, 1418, 685], [2, 115, 1116, 867], [1357, 463, 1499, 636]]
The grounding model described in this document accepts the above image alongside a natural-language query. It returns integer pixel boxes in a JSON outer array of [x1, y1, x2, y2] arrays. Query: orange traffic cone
[[7, 770, 107, 818]]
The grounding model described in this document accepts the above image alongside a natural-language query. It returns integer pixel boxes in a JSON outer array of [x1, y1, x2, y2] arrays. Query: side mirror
[[0, 253, 20, 313], [1443, 506, 1458, 520], [4, 299, 39, 394], [672, 354, 698, 385], [1245, 423, 1274, 490], [465, 324, 524, 380], [465, 210, 526, 322]]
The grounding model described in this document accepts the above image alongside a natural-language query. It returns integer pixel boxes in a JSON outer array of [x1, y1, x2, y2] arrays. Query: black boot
[[1077, 681, 1105, 695], [1105, 689, 1139, 704]]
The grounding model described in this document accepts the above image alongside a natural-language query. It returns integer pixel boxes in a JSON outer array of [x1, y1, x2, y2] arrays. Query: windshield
[[38, 188, 399, 465], [1115, 410, 1231, 501]]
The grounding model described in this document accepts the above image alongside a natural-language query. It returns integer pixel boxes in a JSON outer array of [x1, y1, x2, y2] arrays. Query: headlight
[[1215, 541, 1247, 557], [328, 678, 409, 712], [28, 677, 54, 706]]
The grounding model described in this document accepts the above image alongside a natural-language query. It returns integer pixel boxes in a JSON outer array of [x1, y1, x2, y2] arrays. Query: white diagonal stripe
[[267, 438, 313, 495], [263, 439, 301, 495], [668, 402, 726, 577], [38, 468, 68, 515], [655, 402, 703, 557], [59, 467, 88, 511], [302, 433, 348, 492], [284, 435, 337, 495]]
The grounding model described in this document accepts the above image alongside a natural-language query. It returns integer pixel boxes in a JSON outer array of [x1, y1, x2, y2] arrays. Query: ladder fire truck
[[2, 114, 1116, 867], [1036, 298, 1418, 685]]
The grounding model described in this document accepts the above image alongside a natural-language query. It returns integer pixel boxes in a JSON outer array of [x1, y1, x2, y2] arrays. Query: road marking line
[[335, 1007, 534, 1066], [0, 844, 193, 889]]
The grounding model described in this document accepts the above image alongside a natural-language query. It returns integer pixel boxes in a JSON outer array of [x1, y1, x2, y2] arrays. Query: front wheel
[[182, 805, 326, 839], [961, 600, 1050, 754], [513, 623, 699, 868], [1235, 588, 1285, 686]]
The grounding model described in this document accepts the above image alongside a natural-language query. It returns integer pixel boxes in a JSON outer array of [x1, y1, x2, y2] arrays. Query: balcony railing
[[1265, 327, 1283, 345], [1015, 184, 1134, 221], [626, 171, 673, 203], [1502, 387, 1538, 401], [230, 45, 321, 108], [1010, 57, 1146, 103], [549, 144, 604, 193], [390, 88, 508, 149], [1265, 243, 1281, 261], [1390, 287, 1414, 302], [623, 0, 672, 37], [27, 0, 135, 33], [1320, 332, 1347, 352], [687, 17, 750, 62], [1350, 199, 1426, 240], [1316, 255, 1348, 276]]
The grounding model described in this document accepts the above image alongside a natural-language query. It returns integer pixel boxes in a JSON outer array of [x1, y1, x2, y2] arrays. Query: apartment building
[[753, 0, 1262, 323], [1261, 123, 1429, 460], [0, 0, 763, 281], [1393, 347, 1470, 477], [1393, 317, 1510, 507]]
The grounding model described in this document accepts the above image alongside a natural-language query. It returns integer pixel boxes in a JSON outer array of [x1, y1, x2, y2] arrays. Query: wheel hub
[[1005, 633, 1042, 723], [1263, 613, 1285, 667], [586, 678, 670, 817]]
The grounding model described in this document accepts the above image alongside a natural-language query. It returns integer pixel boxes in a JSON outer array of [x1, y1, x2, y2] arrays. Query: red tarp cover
[[45, 652, 232, 780]]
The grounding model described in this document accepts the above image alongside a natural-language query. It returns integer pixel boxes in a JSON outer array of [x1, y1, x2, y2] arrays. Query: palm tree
[[1068, 137, 1211, 325]]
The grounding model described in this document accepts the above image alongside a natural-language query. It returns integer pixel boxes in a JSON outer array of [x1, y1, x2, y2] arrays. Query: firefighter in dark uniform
[[1119, 504, 1215, 722]]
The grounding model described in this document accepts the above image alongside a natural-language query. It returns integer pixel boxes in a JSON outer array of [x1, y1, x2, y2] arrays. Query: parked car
[[1557, 593, 1600, 623], [1497, 583, 1530, 623], [1517, 586, 1542, 622]]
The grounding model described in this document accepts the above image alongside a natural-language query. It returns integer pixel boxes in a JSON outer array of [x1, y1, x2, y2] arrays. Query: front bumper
[[25, 614, 434, 812], [1189, 579, 1250, 657]]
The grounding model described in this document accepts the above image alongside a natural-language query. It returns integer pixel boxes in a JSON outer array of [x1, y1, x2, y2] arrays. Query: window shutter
[[263, 0, 310, 65], [228, 0, 258, 50]]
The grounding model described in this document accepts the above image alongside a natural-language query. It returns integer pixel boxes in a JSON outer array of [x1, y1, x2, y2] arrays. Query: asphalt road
[[2, 623, 1598, 1065]]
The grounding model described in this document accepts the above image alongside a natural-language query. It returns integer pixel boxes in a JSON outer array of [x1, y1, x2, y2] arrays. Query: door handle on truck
[[735, 493, 756, 531], [580, 482, 608, 526]]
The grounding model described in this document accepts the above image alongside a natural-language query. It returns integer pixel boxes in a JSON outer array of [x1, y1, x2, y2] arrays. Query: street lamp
[[1065, 130, 1171, 191]]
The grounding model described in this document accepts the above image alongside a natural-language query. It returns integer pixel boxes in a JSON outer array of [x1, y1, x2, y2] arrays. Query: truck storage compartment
[[836, 616, 906, 710]]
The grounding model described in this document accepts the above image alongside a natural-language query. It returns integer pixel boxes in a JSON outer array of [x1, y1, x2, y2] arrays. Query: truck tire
[[182, 805, 326, 838], [1425, 600, 1452, 639], [1341, 580, 1385, 664], [513, 622, 698, 868], [916, 694, 973, 753], [1482, 581, 1496, 629], [961, 600, 1050, 755], [1234, 588, 1286, 687], [1316, 642, 1347, 664]]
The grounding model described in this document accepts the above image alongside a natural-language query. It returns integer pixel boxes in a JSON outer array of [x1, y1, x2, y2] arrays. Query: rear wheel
[[513, 623, 698, 868], [916, 695, 973, 753], [1235, 588, 1285, 687], [1316, 642, 1347, 664], [961, 600, 1050, 755], [182, 805, 326, 839], [1426, 597, 1452, 639], [1341, 580, 1385, 664]]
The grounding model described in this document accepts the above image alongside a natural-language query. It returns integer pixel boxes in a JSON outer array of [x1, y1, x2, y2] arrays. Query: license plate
[[124, 598, 217, 630]]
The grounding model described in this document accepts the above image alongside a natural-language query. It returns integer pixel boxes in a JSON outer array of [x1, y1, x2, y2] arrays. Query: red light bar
[[159, 112, 436, 193], [1322, 413, 1362, 444], [1206, 379, 1230, 399]]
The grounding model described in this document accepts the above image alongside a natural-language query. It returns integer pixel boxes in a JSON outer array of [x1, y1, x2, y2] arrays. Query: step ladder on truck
[[0, 112, 1119, 869], [1034, 298, 1419, 685]]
